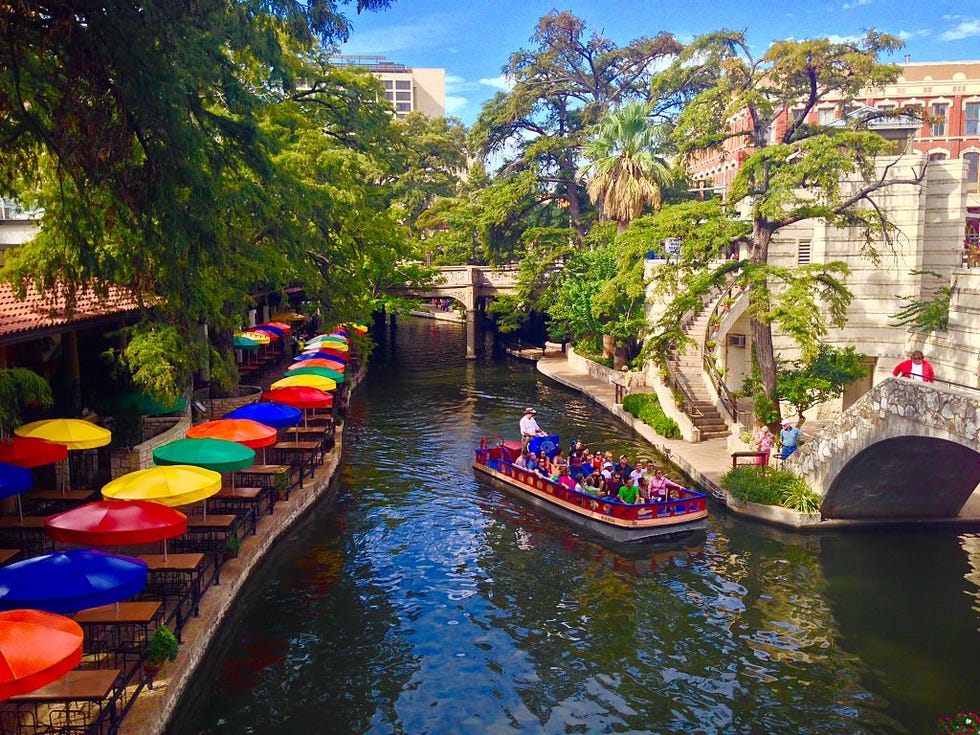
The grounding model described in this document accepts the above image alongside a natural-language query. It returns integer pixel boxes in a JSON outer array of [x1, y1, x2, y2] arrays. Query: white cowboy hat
[[524, 407, 536, 414]]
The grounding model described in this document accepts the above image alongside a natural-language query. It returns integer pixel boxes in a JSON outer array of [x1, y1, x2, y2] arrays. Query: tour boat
[[474, 435, 708, 543]]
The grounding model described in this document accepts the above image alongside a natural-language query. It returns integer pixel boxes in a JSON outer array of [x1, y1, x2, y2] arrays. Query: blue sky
[[338, 0, 980, 126]]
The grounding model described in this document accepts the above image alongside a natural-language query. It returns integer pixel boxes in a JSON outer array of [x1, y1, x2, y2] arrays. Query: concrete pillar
[[465, 309, 478, 359]]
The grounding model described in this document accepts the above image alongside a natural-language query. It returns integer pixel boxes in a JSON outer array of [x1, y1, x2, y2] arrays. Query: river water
[[171, 318, 979, 735]]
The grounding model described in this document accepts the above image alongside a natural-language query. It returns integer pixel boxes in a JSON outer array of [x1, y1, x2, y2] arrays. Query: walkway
[[535, 355, 730, 500]]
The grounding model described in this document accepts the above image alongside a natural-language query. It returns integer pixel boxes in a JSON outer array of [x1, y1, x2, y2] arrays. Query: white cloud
[[939, 19, 980, 41], [445, 96, 469, 116], [842, 0, 872, 9], [825, 33, 863, 44], [897, 28, 932, 41], [479, 74, 514, 92]]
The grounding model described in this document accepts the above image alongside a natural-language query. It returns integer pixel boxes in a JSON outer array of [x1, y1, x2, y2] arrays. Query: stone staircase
[[668, 298, 731, 441]]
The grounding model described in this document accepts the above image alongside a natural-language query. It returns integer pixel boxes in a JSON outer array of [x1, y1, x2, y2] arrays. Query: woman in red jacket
[[892, 350, 935, 382]]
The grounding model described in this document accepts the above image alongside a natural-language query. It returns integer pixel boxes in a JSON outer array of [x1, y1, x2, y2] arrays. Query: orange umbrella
[[186, 419, 277, 450], [287, 358, 345, 373], [0, 609, 83, 700]]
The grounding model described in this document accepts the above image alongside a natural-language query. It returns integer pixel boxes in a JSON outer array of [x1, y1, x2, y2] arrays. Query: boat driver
[[520, 407, 545, 451]]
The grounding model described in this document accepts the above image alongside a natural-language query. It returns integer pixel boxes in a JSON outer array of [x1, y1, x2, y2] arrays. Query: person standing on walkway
[[779, 420, 805, 460], [752, 425, 774, 466], [520, 407, 545, 451], [892, 350, 935, 383]]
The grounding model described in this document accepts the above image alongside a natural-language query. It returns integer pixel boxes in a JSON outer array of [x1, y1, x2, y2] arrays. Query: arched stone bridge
[[790, 378, 980, 520], [391, 265, 520, 357]]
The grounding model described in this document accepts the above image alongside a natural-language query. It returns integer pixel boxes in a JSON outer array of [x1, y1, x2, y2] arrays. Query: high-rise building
[[331, 55, 445, 118]]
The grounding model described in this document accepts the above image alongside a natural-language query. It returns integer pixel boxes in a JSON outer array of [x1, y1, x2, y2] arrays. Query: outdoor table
[[74, 602, 163, 667], [22, 488, 100, 514], [236, 464, 293, 507], [211, 486, 267, 535], [0, 515, 52, 555], [0, 548, 21, 566], [7, 668, 120, 734], [270, 441, 322, 475], [139, 552, 212, 634], [174, 516, 238, 566]]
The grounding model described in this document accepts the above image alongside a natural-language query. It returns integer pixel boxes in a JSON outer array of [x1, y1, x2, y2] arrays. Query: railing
[[701, 276, 752, 426], [661, 360, 704, 419]]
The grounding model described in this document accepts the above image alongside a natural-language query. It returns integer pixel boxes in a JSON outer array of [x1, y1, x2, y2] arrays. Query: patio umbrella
[[223, 402, 302, 429], [260, 321, 292, 333], [294, 350, 347, 364], [287, 358, 345, 373], [101, 465, 221, 517], [306, 334, 347, 346], [95, 392, 186, 416], [262, 387, 333, 428], [14, 419, 111, 451], [284, 366, 344, 383], [252, 325, 284, 339], [153, 438, 254, 493], [45, 500, 188, 547], [303, 340, 347, 353], [233, 335, 261, 350], [236, 330, 271, 345], [0, 609, 84, 701], [271, 374, 336, 392], [0, 549, 147, 615], [186, 419, 277, 450], [0, 462, 32, 520], [0, 436, 68, 468], [348, 322, 369, 335]]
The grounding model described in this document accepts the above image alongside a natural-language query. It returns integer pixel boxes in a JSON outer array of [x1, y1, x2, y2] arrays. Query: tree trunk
[[602, 333, 616, 361], [749, 223, 778, 403]]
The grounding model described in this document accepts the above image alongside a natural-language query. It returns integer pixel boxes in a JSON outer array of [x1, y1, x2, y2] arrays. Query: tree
[[663, 31, 924, 411], [471, 11, 680, 234], [0, 368, 53, 437], [776, 346, 868, 425], [580, 101, 674, 231], [891, 270, 953, 332]]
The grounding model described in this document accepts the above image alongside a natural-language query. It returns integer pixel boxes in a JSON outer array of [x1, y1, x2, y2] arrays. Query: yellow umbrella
[[14, 419, 111, 451], [236, 330, 271, 345], [101, 465, 222, 507], [270, 374, 336, 391]]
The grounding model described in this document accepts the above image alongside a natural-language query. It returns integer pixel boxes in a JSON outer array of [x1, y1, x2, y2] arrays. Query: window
[[797, 240, 811, 266], [878, 104, 895, 112], [928, 152, 947, 162], [965, 152, 979, 184], [395, 91, 411, 101], [966, 102, 980, 136], [396, 102, 411, 112], [817, 108, 835, 125], [384, 92, 393, 102], [931, 103, 948, 136], [395, 80, 411, 90], [382, 80, 393, 89]]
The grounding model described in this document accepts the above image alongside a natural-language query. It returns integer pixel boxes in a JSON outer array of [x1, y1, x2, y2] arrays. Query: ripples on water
[[172, 319, 980, 735]]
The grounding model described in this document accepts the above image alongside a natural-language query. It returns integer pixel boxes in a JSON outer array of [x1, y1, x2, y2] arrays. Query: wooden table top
[[240, 464, 290, 475], [0, 515, 48, 528], [0, 548, 21, 565], [274, 441, 319, 451], [9, 668, 119, 703], [24, 488, 97, 501], [74, 601, 162, 625], [215, 486, 264, 500], [138, 552, 205, 572], [185, 514, 237, 529], [285, 426, 329, 435]]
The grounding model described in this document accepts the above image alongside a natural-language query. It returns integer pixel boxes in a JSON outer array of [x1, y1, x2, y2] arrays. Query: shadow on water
[[171, 318, 980, 735]]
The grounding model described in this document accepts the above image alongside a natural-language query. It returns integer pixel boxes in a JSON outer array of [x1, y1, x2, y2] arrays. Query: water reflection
[[171, 318, 979, 735]]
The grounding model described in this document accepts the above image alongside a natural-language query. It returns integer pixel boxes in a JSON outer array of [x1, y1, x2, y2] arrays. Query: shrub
[[721, 466, 822, 512], [622, 393, 681, 439], [146, 626, 179, 666], [935, 713, 979, 735]]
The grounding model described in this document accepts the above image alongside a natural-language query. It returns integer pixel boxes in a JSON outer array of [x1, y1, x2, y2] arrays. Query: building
[[331, 55, 445, 119]]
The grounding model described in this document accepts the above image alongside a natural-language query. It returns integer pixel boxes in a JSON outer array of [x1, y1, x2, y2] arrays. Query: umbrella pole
[[163, 538, 169, 562], [16, 494, 23, 521]]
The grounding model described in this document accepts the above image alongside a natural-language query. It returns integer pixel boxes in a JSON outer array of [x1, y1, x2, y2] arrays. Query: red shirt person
[[892, 350, 935, 383]]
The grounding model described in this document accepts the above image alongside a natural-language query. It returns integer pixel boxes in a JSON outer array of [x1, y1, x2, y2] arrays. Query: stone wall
[[192, 385, 263, 421], [109, 416, 191, 478], [791, 377, 980, 497]]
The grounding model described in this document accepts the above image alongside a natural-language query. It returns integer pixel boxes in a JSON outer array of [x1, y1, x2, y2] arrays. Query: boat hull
[[473, 460, 708, 544]]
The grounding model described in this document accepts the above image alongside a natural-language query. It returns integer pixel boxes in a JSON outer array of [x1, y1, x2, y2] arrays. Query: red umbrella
[[0, 436, 68, 468], [45, 500, 188, 547], [186, 418, 277, 450], [287, 358, 345, 373], [261, 321, 292, 333], [262, 387, 333, 428], [0, 609, 84, 701]]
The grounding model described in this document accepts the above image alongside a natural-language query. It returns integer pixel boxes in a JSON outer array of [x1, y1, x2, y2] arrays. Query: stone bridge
[[790, 378, 980, 519], [391, 265, 520, 357]]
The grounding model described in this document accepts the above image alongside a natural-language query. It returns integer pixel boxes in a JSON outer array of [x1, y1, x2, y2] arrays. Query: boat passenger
[[607, 470, 624, 495], [568, 452, 585, 479], [637, 476, 650, 501], [618, 477, 641, 504], [535, 450, 552, 477], [513, 452, 527, 469], [556, 466, 576, 491], [579, 453, 594, 477], [628, 464, 645, 485], [525, 453, 539, 473], [647, 470, 681, 501], [600, 461, 614, 481], [615, 455, 633, 477]]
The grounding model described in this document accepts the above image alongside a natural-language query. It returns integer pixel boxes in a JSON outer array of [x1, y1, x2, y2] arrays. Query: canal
[[171, 318, 979, 735]]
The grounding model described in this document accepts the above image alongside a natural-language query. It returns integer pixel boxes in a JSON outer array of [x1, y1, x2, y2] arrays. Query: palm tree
[[580, 101, 673, 232]]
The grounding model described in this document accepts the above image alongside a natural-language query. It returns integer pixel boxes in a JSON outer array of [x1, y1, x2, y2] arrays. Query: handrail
[[661, 360, 704, 418], [701, 275, 751, 425]]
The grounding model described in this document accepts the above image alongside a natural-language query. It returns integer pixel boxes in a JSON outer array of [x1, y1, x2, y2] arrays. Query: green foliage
[[105, 324, 196, 408], [225, 532, 241, 557], [146, 626, 179, 666], [546, 243, 617, 345], [0, 368, 53, 436], [622, 393, 681, 439], [776, 346, 868, 424], [891, 270, 952, 332], [721, 466, 822, 512], [935, 712, 980, 735]]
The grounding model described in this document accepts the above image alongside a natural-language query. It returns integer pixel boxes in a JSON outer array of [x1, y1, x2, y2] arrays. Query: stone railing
[[109, 416, 191, 477]]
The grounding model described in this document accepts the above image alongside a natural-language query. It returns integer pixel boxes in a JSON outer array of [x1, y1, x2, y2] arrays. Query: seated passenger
[[524, 453, 539, 473], [647, 469, 681, 501], [536, 450, 552, 477], [512, 451, 527, 469], [556, 466, 576, 491], [618, 477, 641, 504], [637, 476, 650, 501]]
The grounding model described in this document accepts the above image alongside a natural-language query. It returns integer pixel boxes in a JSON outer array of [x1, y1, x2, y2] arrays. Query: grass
[[721, 466, 823, 513], [622, 393, 681, 439]]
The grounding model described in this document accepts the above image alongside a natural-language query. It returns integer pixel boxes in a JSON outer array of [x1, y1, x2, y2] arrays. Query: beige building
[[331, 55, 445, 119]]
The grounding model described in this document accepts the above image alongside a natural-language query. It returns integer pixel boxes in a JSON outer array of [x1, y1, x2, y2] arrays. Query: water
[[171, 319, 980, 735]]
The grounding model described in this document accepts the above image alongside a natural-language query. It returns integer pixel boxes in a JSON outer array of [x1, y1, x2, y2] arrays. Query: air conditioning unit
[[728, 334, 746, 348]]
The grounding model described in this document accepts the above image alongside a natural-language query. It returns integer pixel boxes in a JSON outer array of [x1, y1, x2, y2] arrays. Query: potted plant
[[144, 625, 179, 684], [224, 532, 241, 560], [273, 471, 290, 502]]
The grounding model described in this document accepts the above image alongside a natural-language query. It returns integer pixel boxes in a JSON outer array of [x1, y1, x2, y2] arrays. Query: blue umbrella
[[0, 462, 33, 520], [223, 402, 302, 429], [293, 351, 347, 364], [0, 549, 148, 614]]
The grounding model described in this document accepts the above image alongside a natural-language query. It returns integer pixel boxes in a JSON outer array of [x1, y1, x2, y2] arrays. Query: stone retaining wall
[[109, 416, 191, 477]]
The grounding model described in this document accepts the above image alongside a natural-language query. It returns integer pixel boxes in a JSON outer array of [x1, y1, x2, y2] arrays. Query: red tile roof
[[0, 282, 142, 343]]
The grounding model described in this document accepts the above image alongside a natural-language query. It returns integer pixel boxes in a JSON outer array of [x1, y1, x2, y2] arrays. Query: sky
[[338, 0, 980, 126]]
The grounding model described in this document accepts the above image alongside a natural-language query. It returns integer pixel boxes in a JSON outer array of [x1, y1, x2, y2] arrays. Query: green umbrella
[[282, 366, 345, 383], [96, 392, 187, 416], [233, 336, 260, 350], [153, 438, 254, 473]]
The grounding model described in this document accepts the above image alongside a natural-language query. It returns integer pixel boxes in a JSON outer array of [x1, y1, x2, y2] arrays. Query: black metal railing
[[701, 276, 752, 425]]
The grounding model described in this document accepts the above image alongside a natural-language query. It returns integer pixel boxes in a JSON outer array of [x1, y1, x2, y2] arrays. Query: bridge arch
[[790, 378, 980, 520]]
